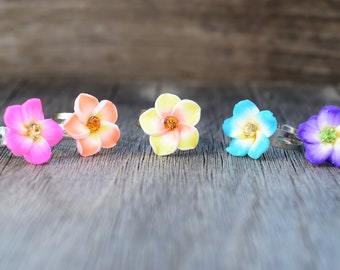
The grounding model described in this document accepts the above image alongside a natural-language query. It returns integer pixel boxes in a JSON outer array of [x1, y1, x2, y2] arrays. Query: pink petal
[[39, 119, 64, 146], [74, 93, 99, 123], [98, 121, 120, 148], [4, 105, 26, 133], [6, 129, 33, 156], [76, 133, 102, 156], [24, 138, 52, 165], [22, 98, 44, 123], [93, 100, 118, 123], [63, 113, 90, 140]]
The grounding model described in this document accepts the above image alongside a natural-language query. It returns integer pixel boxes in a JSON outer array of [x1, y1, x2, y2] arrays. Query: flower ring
[[139, 93, 201, 156], [62, 93, 120, 157], [297, 105, 340, 167], [3, 98, 63, 164], [222, 99, 278, 159]]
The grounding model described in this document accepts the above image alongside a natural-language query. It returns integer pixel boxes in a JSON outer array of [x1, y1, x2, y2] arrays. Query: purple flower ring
[[297, 105, 340, 167]]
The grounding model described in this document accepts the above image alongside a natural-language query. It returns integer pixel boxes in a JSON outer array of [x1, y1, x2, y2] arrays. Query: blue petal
[[222, 117, 243, 138], [248, 133, 270, 159], [297, 115, 321, 144], [255, 110, 277, 137], [226, 138, 253, 157], [233, 100, 259, 120]]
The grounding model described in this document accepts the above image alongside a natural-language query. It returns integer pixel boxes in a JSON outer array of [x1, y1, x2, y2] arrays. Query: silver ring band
[[0, 126, 6, 147], [270, 124, 303, 150]]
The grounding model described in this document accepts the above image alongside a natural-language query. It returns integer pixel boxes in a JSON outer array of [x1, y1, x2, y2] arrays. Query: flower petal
[[222, 117, 244, 138], [304, 142, 333, 165], [24, 138, 52, 165], [248, 132, 270, 159], [155, 93, 181, 118], [297, 116, 321, 144], [329, 139, 340, 167], [6, 129, 33, 156], [139, 108, 166, 136], [63, 113, 90, 140], [177, 123, 199, 150], [76, 133, 102, 156], [149, 131, 179, 156], [93, 100, 118, 123], [39, 119, 64, 146], [233, 100, 259, 120], [74, 93, 99, 123], [172, 99, 201, 126], [98, 121, 120, 148], [254, 110, 277, 137], [4, 105, 26, 133], [22, 98, 44, 123], [226, 138, 254, 157], [317, 105, 340, 129]]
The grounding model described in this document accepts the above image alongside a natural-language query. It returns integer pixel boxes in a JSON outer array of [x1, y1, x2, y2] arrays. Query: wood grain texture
[[0, 80, 339, 270], [1, 1, 340, 84]]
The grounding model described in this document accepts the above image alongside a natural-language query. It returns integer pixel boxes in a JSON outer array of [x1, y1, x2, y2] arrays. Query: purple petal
[[39, 119, 63, 146], [22, 98, 45, 123], [297, 115, 321, 144], [4, 105, 26, 133], [317, 105, 340, 129], [329, 140, 340, 167], [304, 142, 333, 165], [5, 129, 33, 156], [24, 138, 52, 165]]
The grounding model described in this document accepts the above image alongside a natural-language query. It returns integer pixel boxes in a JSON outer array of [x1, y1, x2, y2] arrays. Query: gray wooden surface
[[1, 0, 340, 84], [0, 79, 339, 270]]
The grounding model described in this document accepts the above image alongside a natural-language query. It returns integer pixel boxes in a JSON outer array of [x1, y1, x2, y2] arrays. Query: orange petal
[[76, 133, 101, 156], [155, 93, 181, 118], [63, 113, 90, 140], [93, 100, 118, 123], [98, 121, 120, 148], [74, 93, 99, 123]]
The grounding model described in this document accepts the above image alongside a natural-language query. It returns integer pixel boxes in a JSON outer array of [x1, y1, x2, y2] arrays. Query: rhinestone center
[[243, 123, 257, 137], [164, 116, 178, 131], [86, 116, 101, 132], [320, 127, 337, 143], [27, 123, 41, 140]]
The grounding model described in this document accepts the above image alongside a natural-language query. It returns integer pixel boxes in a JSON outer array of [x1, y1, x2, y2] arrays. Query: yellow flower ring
[[139, 93, 201, 156]]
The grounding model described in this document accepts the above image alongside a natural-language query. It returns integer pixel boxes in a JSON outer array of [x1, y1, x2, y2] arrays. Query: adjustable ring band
[[53, 112, 73, 125], [0, 126, 6, 147], [270, 124, 303, 150]]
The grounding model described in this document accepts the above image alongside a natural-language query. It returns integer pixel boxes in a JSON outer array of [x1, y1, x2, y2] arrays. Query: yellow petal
[[155, 93, 181, 118], [172, 99, 201, 126], [139, 108, 165, 135], [149, 131, 179, 156], [178, 124, 199, 150]]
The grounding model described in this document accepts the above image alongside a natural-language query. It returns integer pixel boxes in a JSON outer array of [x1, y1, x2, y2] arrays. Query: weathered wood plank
[[0, 1, 340, 84], [0, 81, 339, 270]]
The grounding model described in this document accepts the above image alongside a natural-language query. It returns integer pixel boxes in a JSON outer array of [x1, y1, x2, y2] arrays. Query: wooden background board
[[0, 79, 339, 270], [1, 0, 340, 85]]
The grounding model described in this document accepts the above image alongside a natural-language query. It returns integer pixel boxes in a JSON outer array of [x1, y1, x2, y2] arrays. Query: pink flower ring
[[61, 93, 120, 157], [3, 98, 63, 165]]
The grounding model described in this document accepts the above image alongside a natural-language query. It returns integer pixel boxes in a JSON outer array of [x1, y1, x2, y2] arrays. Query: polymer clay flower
[[4, 98, 63, 164], [297, 105, 340, 167], [63, 93, 120, 157], [139, 93, 201, 156], [222, 99, 277, 159]]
